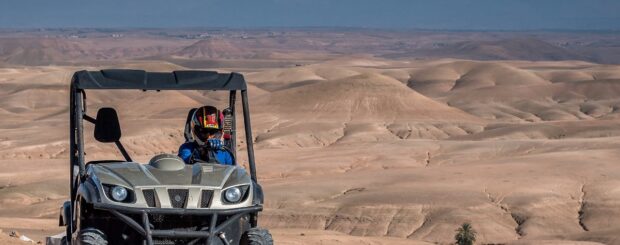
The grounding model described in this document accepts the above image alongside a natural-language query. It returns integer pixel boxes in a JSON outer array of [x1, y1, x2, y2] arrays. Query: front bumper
[[92, 202, 262, 245]]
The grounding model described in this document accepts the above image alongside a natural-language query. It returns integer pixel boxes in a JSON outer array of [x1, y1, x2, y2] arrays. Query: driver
[[178, 106, 234, 165]]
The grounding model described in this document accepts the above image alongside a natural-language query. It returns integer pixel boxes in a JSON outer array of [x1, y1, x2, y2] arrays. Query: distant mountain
[[388, 38, 589, 61], [170, 38, 256, 59], [1, 30, 619, 66], [0, 38, 87, 65]]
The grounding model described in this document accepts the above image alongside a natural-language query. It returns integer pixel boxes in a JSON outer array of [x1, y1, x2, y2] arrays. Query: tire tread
[[242, 228, 273, 245], [76, 228, 108, 245]]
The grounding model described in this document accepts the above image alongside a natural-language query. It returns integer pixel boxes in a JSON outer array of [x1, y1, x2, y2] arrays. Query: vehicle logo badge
[[174, 195, 182, 202]]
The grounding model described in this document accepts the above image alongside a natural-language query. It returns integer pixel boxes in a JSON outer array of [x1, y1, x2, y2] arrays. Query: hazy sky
[[0, 0, 619, 30]]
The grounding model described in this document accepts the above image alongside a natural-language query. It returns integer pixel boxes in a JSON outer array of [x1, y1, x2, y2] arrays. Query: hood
[[90, 161, 249, 189]]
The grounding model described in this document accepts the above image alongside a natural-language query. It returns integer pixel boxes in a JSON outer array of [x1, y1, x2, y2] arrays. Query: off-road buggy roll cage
[[67, 69, 261, 244]]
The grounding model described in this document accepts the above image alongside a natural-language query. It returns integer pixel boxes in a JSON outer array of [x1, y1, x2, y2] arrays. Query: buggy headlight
[[111, 186, 128, 202], [222, 185, 250, 204], [224, 187, 242, 203]]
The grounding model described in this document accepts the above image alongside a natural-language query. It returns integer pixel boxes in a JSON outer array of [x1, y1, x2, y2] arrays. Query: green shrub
[[455, 223, 476, 245]]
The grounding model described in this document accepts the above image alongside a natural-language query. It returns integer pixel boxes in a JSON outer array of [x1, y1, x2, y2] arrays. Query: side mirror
[[94, 108, 121, 143]]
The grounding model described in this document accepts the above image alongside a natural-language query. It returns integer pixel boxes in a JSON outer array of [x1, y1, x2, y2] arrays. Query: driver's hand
[[207, 139, 222, 149]]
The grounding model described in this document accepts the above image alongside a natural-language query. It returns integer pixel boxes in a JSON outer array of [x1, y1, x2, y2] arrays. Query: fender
[[76, 178, 101, 204], [59, 201, 71, 226], [252, 182, 264, 205]]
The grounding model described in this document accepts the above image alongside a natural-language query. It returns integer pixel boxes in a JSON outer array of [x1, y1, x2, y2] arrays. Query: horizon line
[[1, 26, 619, 33]]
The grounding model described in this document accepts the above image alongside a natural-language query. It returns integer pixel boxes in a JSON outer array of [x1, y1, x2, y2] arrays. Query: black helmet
[[190, 106, 223, 145]]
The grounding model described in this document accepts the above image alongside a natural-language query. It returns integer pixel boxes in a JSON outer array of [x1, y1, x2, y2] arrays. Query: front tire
[[241, 228, 273, 245], [74, 228, 108, 245]]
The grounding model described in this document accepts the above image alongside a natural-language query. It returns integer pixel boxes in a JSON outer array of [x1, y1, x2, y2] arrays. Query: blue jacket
[[178, 142, 234, 165]]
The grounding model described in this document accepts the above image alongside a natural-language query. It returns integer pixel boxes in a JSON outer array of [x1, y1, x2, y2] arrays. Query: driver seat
[[183, 108, 198, 143]]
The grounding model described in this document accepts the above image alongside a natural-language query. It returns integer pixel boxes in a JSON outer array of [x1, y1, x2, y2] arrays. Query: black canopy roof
[[71, 69, 247, 90]]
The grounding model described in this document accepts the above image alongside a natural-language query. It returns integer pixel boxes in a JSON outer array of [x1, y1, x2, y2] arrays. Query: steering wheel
[[189, 147, 236, 165]]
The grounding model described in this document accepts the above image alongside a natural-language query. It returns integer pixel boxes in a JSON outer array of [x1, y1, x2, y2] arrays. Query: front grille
[[200, 190, 214, 208], [143, 189, 157, 207], [153, 239, 176, 245], [168, 189, 189, 208], [153, 239, 195, 245]]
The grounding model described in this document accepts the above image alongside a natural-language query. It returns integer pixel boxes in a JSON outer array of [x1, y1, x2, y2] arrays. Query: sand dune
[[1, 57, 620, 244], [255, 69, 479, 121]]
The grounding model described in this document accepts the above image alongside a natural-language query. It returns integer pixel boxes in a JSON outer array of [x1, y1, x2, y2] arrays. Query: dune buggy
[[54, 70, 272, 245]]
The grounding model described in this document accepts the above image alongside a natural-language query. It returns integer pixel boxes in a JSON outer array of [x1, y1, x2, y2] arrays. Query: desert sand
[[0, 56, 619, 244]]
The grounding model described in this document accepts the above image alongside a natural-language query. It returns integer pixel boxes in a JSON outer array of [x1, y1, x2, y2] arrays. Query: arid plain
[[0, 29, 619, 244]]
